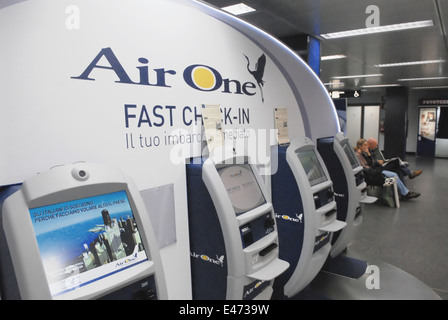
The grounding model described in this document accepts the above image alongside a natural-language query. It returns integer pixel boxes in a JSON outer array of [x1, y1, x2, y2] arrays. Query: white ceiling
[[199, 0, 448, 93]]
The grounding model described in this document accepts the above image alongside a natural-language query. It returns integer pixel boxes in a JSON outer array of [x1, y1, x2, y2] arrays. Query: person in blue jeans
[[355, 139, 420, 200], [366, 138, 422, 181]]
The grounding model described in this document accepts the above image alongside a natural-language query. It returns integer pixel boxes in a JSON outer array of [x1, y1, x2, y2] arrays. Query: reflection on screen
[[217, 164, 266, 216], [341, 141, 359, 169], [296, 149, 327, 186], [29, 190, 148, 297]]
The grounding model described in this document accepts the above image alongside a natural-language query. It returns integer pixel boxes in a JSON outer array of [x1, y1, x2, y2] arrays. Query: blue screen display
[[29, 190, 148, 297]]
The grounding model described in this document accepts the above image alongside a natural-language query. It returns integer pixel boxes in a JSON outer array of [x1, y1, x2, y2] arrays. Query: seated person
[[355, 139, 420, 200], [367, 138, 422, 180]]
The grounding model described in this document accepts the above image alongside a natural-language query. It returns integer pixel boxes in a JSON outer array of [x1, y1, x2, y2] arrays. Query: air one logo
[[243, 280, 266, 299], [275, 213, 303, 223], [230, 169, 242, 178], [71, 47, 265, 101], [190, 251, 225, 268], [115, 253, 138, 269]]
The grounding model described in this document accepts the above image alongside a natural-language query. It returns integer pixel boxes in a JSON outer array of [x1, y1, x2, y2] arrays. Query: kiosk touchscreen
[[186, 148, 289, 300], [317, 132, 376, 258], [0, 163, 167, 300], [271, 138, 346, 299]]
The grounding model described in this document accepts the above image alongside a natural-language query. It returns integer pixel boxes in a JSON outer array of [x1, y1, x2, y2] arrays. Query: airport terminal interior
[[315, 155, 448, 300], [199, 0, 448, 300], [1, 0, 447, 301]]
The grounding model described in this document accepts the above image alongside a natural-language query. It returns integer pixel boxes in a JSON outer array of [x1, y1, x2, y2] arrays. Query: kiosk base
[[321, 254, 368, 279], [298, 254, 442, 300]]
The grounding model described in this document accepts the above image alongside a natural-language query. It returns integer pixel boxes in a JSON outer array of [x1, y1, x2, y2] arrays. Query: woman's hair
[[355, 138, 366, 152]]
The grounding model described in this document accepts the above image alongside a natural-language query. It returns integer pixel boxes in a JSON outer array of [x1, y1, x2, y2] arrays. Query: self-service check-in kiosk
[[186, 148, 289, 300], [317, 132, 376, 258], [0, 163, 167, 300], [271, 138, 346, 299]]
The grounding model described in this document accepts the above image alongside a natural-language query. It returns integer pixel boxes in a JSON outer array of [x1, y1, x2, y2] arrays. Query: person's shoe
[[402, 191, 421, 200], [409, 170, 422, 179]]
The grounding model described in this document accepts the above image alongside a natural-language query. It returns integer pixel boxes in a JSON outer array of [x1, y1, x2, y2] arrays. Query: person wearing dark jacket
[[355, 139, 420, 200], [366, 138, 422, 181]]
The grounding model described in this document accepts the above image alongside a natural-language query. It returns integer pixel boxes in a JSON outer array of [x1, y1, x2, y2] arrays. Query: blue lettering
[[223, 107, 232, 125], [165, 105, 176, 126], [136, 60, 176, 87], [71, 47, 136, 84], [242, 82, 256, 96], [138, 105, 152, 127], [182, 106, 202, 126], [222, 79, 242, 94], [153, 68, 176, 87], [183, 106, 192, 126], [124, 104, 177, 128], [72, 48, 176, 87], [72, 48, 259, 99], [152, 105, 164, 127], [136, 58, 150, 85], [124, 104, 137, 128]]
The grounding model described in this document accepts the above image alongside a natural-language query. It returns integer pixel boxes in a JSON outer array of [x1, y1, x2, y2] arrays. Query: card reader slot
[[259, 243, 278, 257]]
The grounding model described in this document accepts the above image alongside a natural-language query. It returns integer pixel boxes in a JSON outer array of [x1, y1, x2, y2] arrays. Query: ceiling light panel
[[332, 74, 383, 79], [412, 86, 448, 90], [398, 76, 448, 81], [321, 55, 347, 61], [321, 20, 434, 39], [361, 84, 401, 88], [222, 3, 256, 16], [376, 60, 446, 67]]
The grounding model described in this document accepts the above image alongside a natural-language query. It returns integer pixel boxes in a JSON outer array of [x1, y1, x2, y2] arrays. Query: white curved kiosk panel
[[1, 163, 167, 300], [186, 148, 289, 300], [271, 138, 346, 298]]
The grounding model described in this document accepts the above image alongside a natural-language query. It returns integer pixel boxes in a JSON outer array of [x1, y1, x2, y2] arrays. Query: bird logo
[[244, 53, 266, 103]]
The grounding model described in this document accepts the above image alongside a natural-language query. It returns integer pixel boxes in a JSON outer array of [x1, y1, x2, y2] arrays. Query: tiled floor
[[348, 155, 448, 299]]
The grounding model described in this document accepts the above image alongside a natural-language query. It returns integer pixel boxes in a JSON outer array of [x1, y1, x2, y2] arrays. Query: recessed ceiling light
[[321, 20, 434, 39], [398, 76, 448, 81], [321, 54, 347, 61], [361, 84, 401, 88], [411, 86, 448, 90], [222, 3, 256, 16], [375, 59, 445, 67], [332, 74, 383, 79], [324, 82, 345, 87]]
